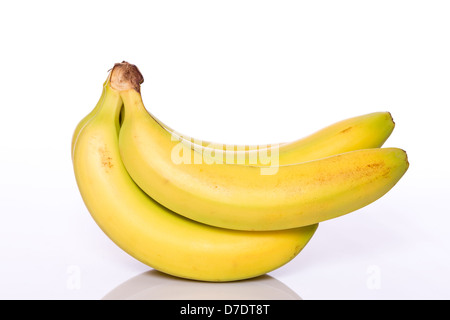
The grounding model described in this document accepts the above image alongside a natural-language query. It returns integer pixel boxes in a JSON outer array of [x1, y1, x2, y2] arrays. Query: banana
[[115, 63, 409, 231], [159, 110, 395, 166], [71, 79, 108, 160], [72, 81, 318, 282]]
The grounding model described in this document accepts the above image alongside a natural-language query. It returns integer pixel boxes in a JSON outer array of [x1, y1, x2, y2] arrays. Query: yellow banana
[[71, 79, 108, 160], [115, 64, 409, 231], [72, 82, 318, 282], [159, 110, 395, 166]]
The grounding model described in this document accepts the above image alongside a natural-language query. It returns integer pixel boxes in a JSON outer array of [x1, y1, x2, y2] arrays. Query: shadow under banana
[[102, 270, 302, 300]]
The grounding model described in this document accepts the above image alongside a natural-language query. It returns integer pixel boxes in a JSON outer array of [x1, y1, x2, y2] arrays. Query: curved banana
[[73, 82, 318, 282], [115, 64, 409, 231], [159, 110, 395, 166], [158, 112, 395, 166], [71, 79, 108, 160]]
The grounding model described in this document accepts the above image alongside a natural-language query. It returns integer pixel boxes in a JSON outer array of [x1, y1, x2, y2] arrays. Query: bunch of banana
[[72, 61, 408, 282]]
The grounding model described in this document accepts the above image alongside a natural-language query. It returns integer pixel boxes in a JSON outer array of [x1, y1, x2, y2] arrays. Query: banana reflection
[[103, 270, 302, 300]]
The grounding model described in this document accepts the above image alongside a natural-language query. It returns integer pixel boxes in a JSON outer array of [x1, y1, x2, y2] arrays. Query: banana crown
[[71, 61, 409, 281]]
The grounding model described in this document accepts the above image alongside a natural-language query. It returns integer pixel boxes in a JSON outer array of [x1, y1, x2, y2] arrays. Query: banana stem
[[110, 61, 144, 93]]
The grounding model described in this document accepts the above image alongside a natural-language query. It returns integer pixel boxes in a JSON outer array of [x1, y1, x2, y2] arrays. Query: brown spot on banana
[[99, 146, 114, 171], [340, 126, 353, 134]]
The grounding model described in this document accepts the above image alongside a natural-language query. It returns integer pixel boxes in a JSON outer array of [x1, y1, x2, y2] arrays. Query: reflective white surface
[[1, 0, 450, 300], [1, 175, 449, 300], [102, 271, 302, 300]]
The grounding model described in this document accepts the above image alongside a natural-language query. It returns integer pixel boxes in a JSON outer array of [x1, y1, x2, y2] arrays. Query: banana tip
[[387, 112, 395, 126], [397, 148, 409, 170], [403, 150, 409, 169]]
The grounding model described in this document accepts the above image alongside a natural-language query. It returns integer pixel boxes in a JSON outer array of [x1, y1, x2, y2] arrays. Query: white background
[[1, 0, 449, 300]]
